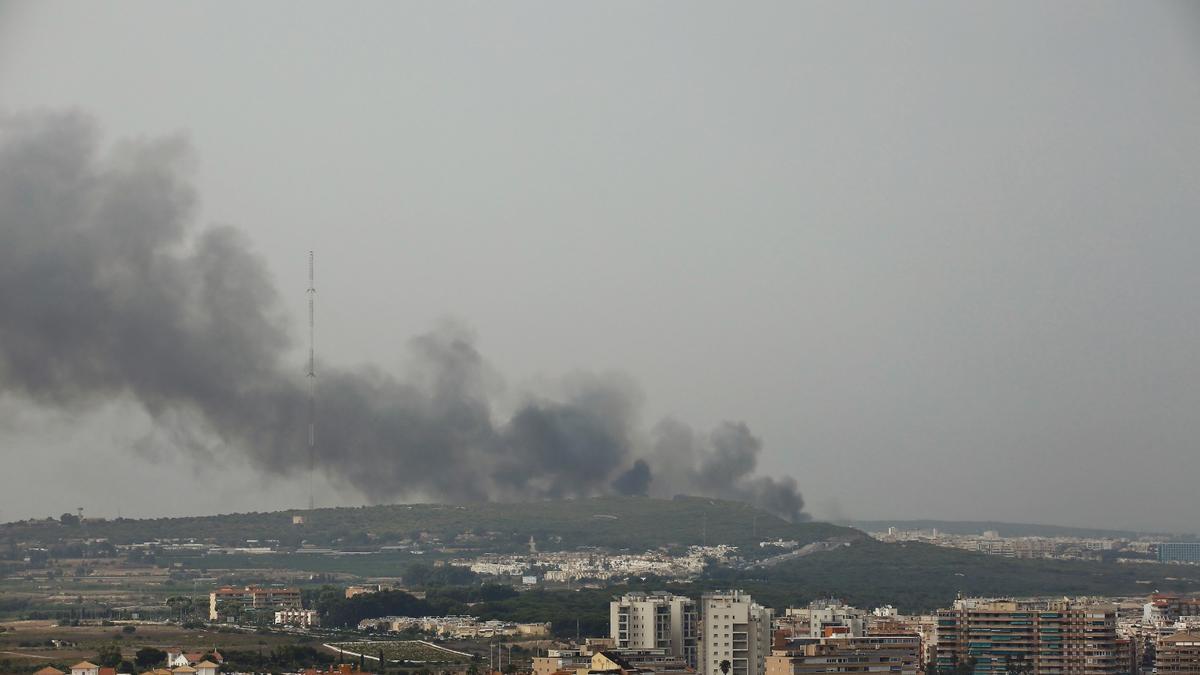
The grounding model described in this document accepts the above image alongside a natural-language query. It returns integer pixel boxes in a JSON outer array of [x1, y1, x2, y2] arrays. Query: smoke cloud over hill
[[0, 113, 808, 521]]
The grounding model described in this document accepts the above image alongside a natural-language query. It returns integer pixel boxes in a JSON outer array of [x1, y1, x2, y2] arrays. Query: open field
[[161, 550, 426, 577], [0, 621, 303, 671]]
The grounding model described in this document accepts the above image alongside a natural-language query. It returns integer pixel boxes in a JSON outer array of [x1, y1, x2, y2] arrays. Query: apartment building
[[275, 608, 320, 627], [1155, 630, 1200, 673], [535, 647, 688, 675], [586, 650, 692, 675], [1142, 593, 1200, 623], [935, 598, 1120, 674], [208, 585, 302, 621], [700, 591, 774, 675], [1158, 543, 1200, 563], [766, 635, 921, 675], [611, 592, 699, 668], [785, 600, 867, 638]]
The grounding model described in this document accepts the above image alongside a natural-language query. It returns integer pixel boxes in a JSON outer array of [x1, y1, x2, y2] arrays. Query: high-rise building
[[766, 635, 921, 675], [1155, 630, 1200, 673], [1158, 543, 1200, 563], [700, 591, 773, 675], [611, 592, 699, 668], [935, 598, 1120, 674]]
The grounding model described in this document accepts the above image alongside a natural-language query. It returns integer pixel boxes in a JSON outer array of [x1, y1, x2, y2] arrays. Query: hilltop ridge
[[0, 495, 857, 555]]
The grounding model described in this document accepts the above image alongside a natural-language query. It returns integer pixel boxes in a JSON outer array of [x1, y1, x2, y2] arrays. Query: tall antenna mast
[[307, 251, 316, 511]]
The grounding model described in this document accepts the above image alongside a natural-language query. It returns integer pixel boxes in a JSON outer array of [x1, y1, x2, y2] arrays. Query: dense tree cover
[[312, 578, 513, 624], [312, 581, 599, 635], [135, 647, 167, 668], [318, 590, 439, 628], [713, 539, 1200, 612], [0, 660, 85, 675], [403, 562, 479, 587], [221, 645, 334, 672], [94, 644, 123, 668], [474, 589, 613, 637], [432, 583, 519, 603], [0, 597, 30, 613]]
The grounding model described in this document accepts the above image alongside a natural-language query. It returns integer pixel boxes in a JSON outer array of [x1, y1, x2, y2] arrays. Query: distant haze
[[0, 2, 1198, 531]]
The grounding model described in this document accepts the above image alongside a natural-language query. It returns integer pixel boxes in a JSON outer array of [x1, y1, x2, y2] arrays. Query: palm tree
[[719, 660, 731, 675]]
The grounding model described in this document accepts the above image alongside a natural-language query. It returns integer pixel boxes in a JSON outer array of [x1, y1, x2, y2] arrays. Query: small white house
[[166, 650, 191, 668]]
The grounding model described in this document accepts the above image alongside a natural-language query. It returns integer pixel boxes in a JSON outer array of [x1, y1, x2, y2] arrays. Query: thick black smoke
[[0, 113, 809, 521]]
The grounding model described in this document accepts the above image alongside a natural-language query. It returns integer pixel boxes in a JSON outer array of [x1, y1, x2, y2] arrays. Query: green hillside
[[719, 539, 1200, 612], [0, 495, 854, 556]]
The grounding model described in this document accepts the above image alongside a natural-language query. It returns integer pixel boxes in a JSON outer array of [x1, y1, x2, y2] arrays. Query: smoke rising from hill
[[0, 113, 808, 521]]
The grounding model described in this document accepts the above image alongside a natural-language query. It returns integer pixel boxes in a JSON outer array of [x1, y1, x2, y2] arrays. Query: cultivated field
[[0, 621, 301, 671]]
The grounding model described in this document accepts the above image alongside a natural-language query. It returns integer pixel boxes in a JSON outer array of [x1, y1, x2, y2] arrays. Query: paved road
[[0, 650, 52, 659], [742, 535, 862, 569]]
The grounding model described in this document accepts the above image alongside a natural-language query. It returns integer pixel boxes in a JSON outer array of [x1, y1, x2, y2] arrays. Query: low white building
[[275, 608, 320, 627]]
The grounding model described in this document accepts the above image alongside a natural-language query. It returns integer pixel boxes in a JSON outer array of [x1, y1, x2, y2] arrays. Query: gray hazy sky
[[1, 1, 1199, 532]]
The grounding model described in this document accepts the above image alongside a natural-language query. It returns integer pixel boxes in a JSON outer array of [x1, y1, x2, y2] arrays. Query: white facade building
[[805, 600, 865, 637], [611, 591, 699, 667], [274, 608, 320, 627], [700, 590, 772, 675]]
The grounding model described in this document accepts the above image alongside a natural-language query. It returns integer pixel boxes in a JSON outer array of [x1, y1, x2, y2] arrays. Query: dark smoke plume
[[0, 113, 809, 521]]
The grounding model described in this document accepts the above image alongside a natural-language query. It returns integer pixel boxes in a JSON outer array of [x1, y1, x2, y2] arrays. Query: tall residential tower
[[700, 590, 773, 675], [611, 591, 698, 668]]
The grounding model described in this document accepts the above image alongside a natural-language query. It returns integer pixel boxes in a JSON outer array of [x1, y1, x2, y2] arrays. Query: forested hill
[[0, 495, 857, 554]]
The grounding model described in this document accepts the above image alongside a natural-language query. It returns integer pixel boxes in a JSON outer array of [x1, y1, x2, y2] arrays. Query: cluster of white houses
[[357, 615, 551, 638]]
